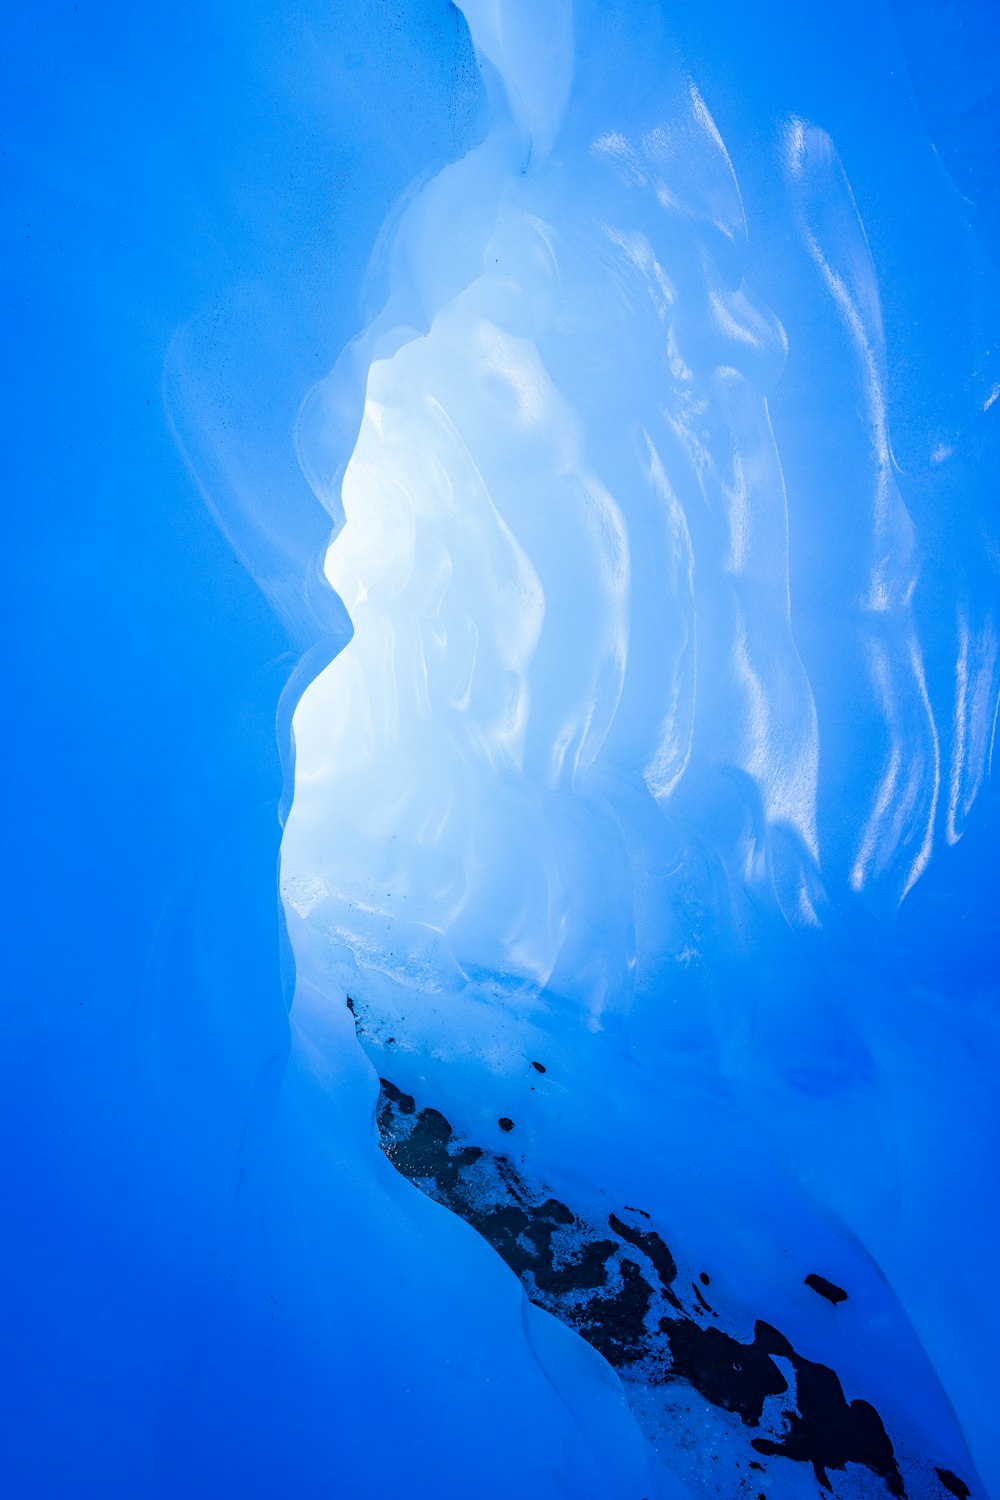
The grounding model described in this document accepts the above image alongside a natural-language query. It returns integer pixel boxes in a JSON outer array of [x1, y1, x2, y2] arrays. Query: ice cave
[[5, 0, 1000, 1496]]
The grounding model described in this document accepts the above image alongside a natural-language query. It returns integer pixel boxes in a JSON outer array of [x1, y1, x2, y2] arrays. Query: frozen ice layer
[[282, 0, 1000, 1495], [10, 0, 997, 1495]]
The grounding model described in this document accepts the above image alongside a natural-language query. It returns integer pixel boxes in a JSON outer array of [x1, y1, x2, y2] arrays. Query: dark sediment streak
[[374, 1075, 943, 1499]]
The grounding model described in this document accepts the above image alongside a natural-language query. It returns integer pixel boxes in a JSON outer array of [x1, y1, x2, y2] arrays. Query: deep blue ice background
[[3, 1, 1000, 1496]]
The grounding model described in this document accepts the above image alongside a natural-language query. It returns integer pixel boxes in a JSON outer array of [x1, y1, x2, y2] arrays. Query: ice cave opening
[[9, 0, 999, 1497], [273, 3, 1000, 1498]]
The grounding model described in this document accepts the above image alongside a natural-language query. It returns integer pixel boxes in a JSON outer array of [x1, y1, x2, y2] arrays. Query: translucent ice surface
[[282, 0, 1000, 1495], [6, 0, 999, 1497]]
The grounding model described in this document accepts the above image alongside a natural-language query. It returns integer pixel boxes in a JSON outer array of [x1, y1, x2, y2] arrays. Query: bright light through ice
[[278, 3, 1000, 1497], [23, 0, 1000, 1495]]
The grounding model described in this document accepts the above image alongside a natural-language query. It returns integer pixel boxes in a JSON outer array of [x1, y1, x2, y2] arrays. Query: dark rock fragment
[[609, 1212, 683, 1310], [805, 1272, 848, 1305], [661, 1318, 788, 1426], [378, 1078, 415, 1113], [571, 1258, 654, 1367], [935, 1468, 970, 1499], [751, 1323, 904, 1497]]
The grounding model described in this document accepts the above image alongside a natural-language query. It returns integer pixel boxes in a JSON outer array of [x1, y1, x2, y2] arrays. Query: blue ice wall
[[3, 1, 999, 1497], [282, 0, 1000, 1494], [6, 5, 664, 1496]]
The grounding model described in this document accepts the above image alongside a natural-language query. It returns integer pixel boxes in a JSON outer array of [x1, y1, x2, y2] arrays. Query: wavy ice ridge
[[278, 2, 999, 1495]]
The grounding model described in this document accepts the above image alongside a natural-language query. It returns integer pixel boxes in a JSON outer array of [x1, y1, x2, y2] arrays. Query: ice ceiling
[[280, 2, 999, 1495], [7, 0, 999, 1496]]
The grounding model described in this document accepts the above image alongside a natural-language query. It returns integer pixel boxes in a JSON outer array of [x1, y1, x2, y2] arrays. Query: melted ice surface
[[281, 0, 1000, 1493]]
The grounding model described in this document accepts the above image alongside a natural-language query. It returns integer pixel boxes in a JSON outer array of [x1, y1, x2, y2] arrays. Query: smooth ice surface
[[4, 1, 999, 1497], [283, 0, 1000, 1494]]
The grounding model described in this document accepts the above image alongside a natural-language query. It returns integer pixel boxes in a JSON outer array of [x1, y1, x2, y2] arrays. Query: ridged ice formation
[[274, 3, 1000, 1498]]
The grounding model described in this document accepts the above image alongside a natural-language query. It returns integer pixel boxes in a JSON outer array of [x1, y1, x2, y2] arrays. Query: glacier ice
[[5, 0, 999, 1497], [282, 1, 1000, 1495]]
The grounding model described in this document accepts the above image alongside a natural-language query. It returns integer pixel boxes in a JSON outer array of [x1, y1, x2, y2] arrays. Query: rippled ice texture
[[282, 0, 1000, 1494], [19, 0, 986, 1494]]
